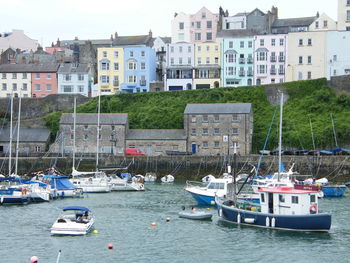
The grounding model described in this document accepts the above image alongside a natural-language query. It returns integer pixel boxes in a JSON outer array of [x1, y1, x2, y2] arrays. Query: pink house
[[31, 64, 60, 97], [190, 7, 219, 43]]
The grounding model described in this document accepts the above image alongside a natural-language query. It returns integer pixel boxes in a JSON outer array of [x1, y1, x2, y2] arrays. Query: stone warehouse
[[56, 103, 253, 156]]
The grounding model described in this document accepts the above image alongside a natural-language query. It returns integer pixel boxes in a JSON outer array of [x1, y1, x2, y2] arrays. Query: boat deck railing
[[186, 180, 207, 188]]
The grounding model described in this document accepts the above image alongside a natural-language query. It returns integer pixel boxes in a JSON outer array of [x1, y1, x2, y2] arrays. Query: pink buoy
[[30, 256, 39, 263], [108, 243, 114, 249]]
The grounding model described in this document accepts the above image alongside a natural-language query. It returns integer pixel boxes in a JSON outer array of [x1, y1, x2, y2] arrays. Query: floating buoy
[[92, 230, 99, 234], [207, 208, 211, 211], [147, 227, 152, 230], [210, 200, 216, 205], [107, 243, 113, 250], [151, 222, 157, 226], [166, 217, 170, 222], [30, 256, 39, 263]]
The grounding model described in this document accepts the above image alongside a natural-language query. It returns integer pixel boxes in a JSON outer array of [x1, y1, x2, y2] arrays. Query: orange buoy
[[151, 222, 157, 226]]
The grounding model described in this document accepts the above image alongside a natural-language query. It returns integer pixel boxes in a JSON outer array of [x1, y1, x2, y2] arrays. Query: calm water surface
[[1, 181, 350, 263]]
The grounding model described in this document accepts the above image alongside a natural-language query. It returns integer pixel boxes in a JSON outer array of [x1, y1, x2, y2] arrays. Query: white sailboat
[[69, 96, 111, 193]]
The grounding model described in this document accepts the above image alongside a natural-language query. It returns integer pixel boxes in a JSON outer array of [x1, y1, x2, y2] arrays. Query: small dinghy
[[178, 207, 212, 220]]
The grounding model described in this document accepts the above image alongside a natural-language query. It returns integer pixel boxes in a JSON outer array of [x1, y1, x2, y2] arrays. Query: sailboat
[[216, 93, 332, 232], [69, 96, 111, 193]]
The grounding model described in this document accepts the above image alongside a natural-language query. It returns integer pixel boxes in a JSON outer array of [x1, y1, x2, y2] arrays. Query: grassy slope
[[44, 78, 350, 152]]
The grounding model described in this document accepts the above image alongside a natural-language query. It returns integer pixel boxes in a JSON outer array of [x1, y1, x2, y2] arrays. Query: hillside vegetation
[[44, 78, 350, 152]]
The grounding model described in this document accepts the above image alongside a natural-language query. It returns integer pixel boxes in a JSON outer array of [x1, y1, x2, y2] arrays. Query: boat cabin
[[258, 186, 318, 215]]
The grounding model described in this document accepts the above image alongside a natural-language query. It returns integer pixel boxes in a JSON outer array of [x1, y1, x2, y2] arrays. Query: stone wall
[[329, 75, 350, 94]]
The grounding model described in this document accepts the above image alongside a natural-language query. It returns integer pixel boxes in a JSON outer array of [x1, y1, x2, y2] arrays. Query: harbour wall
[[3, 155, 350, 182]]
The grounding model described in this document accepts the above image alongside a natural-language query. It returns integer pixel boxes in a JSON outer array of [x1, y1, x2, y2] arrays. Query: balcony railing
[[270, 56, 277, 62], [247, 58, 253, 64], [239, 71, 245, 77], [247, 71, 253, 76], [239, 58, 245, 64], [140, 80, 147, 86], [270, 69, 276, 75], [279, 56, 285, 62], [279, 70, 285, 75]]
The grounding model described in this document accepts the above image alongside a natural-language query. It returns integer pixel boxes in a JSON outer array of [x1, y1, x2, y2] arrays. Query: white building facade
[[327, 31, 350, 79], [338, 0, 350, 31]]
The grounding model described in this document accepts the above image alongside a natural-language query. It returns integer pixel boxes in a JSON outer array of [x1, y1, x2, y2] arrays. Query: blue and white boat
[[39, 175, 83, 198], [217, 186, 331, 232], [0, 186, 30, 205], [322, 185, 347, 197]]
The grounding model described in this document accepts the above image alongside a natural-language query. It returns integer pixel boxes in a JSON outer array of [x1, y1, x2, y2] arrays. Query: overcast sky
[[0, 0, 338, 47]]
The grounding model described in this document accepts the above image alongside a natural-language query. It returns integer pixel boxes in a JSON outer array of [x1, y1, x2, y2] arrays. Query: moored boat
[[144, 172, 157, 183], [179, 208, 212, 220], [322, 185, 347, 197], [161, 174, 175, 183]]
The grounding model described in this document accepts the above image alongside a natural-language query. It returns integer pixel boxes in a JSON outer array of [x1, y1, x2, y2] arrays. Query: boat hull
[[0, 196, 29, 205], [218, 202, 331, 232], [179, 211, 212, 220], [187, 191, 215, 205], [322, 186, 346, 197]]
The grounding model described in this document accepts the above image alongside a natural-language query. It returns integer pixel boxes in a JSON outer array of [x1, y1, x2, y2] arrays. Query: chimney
[[114, 32, 118, 39], [174, 12, 178, 18], [57, 38, 61, 47], [149, 30, 153, 38], [74, 36, 78, 40], [316, 12, 320, 18], [110, 34, 114, 41]]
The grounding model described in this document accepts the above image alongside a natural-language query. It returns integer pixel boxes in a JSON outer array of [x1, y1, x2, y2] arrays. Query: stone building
[[125, 129, 187, 156], [59, 113, 128, 155], [0, 127, 50, 155], [184, 103, 253, 156]]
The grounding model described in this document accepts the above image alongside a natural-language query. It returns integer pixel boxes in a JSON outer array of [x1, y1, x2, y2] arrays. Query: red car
[[124, 148, 146, 156]]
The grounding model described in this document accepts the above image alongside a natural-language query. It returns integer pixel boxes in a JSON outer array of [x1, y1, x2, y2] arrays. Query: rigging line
[[196, 157, 202, 177], [0, 97, 11, 174], [325, 156, 346, 178], [256, 105, 279, 177], [328, 156, 348, 180], [265, 155, 276, 176]]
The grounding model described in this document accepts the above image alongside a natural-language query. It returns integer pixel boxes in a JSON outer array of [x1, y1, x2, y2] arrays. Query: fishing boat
[[161, 174, 175, 183], [144, 172, 157, 183], [217, 93, 332, 232], [51, 206, 94, 235]]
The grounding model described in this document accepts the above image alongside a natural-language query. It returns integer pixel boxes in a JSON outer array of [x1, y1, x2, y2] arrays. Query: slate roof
[[0, 127, 50, 142], [126, 129, 186, 140], [160, 37, 171, 44], [60, 113, 128, 125], [217, 29, 257, 38], [272, 17, 317, 28], [58, 63, 90, 74], [112, 35, 152, 46], [60, 39, 112, 46], [0, 63, 60, 73], [233, 12, 249, 17], [184, 103, 252, 114]]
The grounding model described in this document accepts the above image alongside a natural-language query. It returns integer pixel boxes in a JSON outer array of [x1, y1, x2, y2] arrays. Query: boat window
[[310, 194, 316, 203], [208, 183, 224, 189], [260, 193, 265, 203], [292, 196, 299, 204], [279, 194, 285, 203]]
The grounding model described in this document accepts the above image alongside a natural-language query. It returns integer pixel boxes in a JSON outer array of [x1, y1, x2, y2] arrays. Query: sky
[[0, 0, 338, 47]]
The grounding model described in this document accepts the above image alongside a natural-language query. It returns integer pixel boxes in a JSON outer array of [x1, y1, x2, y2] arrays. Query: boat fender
[[218, 208, 222, 217], [21, 188, 27, 195], [310, 203, 317, 214], [0, 196, 3, 204], [265, 217, 270, 227], [271, 217, 276, 228], [237, 214, 241, 224]]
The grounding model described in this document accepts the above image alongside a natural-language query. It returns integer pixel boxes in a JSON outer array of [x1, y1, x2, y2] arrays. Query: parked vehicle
[[124, 148, 146, 156]]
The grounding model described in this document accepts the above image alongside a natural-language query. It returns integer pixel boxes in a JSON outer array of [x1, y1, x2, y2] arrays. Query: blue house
[[121, 46, 156, 93], [219, 32, 255, 87]]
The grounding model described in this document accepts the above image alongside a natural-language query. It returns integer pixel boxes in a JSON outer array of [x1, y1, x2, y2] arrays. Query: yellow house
[[193, 41, 221, 89], [97, 47, 124, 94], [286, 31, 327, 82]]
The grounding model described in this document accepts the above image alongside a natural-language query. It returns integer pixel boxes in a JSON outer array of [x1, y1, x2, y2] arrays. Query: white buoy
[[266, 217, 270, 227], [237, 214, 241, 224], [271, 217, 276, 228]]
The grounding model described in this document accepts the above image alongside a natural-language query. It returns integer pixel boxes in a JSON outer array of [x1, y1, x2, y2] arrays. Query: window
[[130, 51, 134, 57], [35, 73, 40, 79], [260, 39, 264, 46], [188, 46, 191, 52], [179, 22, 184, 30], [257, 52, 267, 61], [191, 128, 196, 135], [22, 83, 27, 91], [206, 33, 212, 41], [280, 38, 284, 46], [227, 67, 235, 76], [207, 21, 212, 29], [298, 72, 303, 80], [141, 51, 145, 57], [188, 57, 191, 64], [323, 20, 328, 28], [240, 41, 244, 48], [229, 41, 233, 48], [214, 128, 220, 134], [198, 46, 201, 52], [128, 62, 137, 70], [191, 116, 196, 122], [103, 51, 107, 57], [100, 75, 109, 83], [308, 39, 312, 46], [141, 62, 146, 70], [333, 55, 337, 62], [78, 74, 84, 81], [101, 62, 109, 70], [248, 41, 253, 48], [279, 194, 285, 203], [206, 57, 210, 64], [203, 141, 208, 148], [195, 33, 201, 41], [307, 71, 312, 79], [179, 58, 183, 65], [84, 134, 88, 140], [203, 115, 208, 122], [310, 195, 316, 203], [198, 57, 202, 64], [196, 21, 201, 29], [2, 83, 7, 91], [179, 46, 183, 53], [227, 54, 235, 63], [111, 125, 115, 131], [2, 73, 6, 79], [214, 141, 220, 148], [12, 83, 17, 91], [170, 58, 174, 65], [170, 46, 174, 53], [232, 128, 239, 135], [232, 114, 238, 121], [271, 39, 276, 46], [46, 84, 52, 91], [299, 39, 303, 46], [215, 57, 219, 64], [63, 85, 73, 92], [46, 73, 51, 80], [12, 73, 17, 79], [22, 73, 27, 79], [214, 115, 219, 122], [261, 193, 265, 203], [78, 85, 84, 92], [128, 75, 137, 83], [202, 12, 206, 19], [35, 146, 41, 152], [215, 45, 218, 51], [202, 128, 209, 135], [65, 74, 71, 81], [292, 196, 299, 204], [347, 10, 350, 21], [114, 63, 119, 70], [298, 56, 303, 64], [258, 65, 266, 74], [114, 51, 119, 58], [84, 125, 88, 130], [307, 56, 312, 64], [315, 21, 319, 29]]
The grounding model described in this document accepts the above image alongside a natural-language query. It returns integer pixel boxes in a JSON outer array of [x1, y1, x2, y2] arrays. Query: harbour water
[[1, 181, 350, 263]]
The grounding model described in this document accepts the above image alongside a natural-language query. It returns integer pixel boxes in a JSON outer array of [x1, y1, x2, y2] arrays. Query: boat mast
[[278, 92, 284, 181], [330, 114, 338, 148], [8, 94, 13, 177], [96, 92, 101, 169], [233, 142, 237, 202], [309, 115, 316, 150], [15, 94, 21, 176], [72, 97, 76, 172]]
